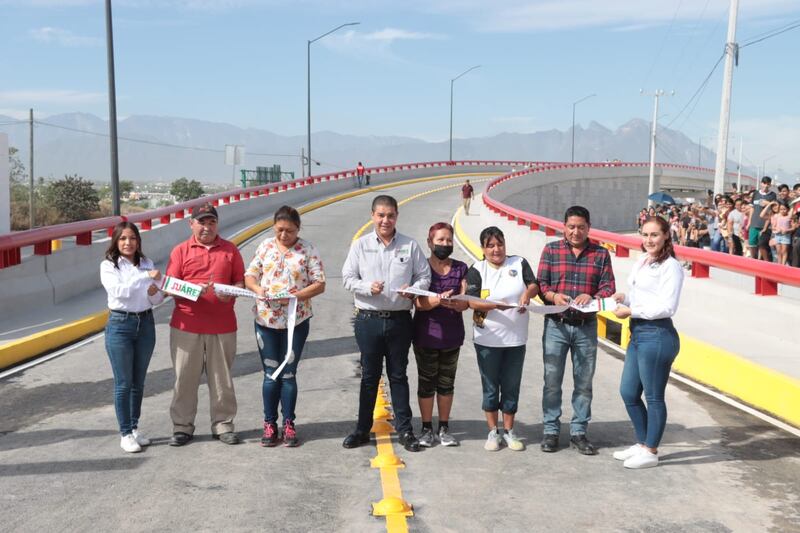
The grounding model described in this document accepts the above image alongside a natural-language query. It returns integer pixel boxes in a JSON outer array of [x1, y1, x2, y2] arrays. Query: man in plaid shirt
[[537, 205, 615, 456]]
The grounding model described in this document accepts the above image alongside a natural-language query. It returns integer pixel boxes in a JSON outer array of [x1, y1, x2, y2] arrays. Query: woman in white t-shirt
[[465, 227, 539, 452], [611, 216, 684, 469]]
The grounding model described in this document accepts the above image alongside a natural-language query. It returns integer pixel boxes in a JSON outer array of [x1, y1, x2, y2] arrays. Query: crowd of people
[[100, 195, 684, 470], [637, 177, 800, 267]]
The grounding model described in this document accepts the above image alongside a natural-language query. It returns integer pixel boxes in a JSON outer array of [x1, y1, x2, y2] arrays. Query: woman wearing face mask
[[412, 222, 469, 447]]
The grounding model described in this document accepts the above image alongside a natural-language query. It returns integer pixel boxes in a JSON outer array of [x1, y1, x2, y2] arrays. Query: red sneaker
[[283, 420, 299, 447], [260, 421, 279, 447]]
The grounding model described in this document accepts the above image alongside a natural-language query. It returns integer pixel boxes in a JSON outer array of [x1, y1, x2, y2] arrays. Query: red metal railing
[[0, 160, 540, 268], [482, 163, 796, 296]]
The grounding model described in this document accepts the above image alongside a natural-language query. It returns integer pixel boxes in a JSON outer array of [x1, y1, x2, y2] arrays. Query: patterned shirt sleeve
[[246, 241, 265, 279], [305, 241, 326, 283], [537, 245, 554, 295], [595, 248, 616, 298]]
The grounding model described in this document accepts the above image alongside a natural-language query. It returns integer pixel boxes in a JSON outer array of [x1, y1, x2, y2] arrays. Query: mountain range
[[0, 113, 741, 184]]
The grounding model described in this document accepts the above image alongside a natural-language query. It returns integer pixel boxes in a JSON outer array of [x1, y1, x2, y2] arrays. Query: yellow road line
[[456, 204, 800, 429], [0, 171, 497, 372]]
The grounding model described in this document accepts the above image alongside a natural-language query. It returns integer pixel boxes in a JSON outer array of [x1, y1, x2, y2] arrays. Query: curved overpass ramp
[[0, 174, 797, 532]]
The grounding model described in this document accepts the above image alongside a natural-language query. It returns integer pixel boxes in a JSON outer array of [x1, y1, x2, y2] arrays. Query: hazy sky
[[1, 0, 799, 175]]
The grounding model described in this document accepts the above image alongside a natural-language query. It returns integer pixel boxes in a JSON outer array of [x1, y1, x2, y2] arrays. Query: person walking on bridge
[[245, 205, 326, 447], [461, 179, 474, 216], [342, 194, 431, 452], [538, 205, 616, 455], [356, 161, 366, 189], [166, 203, 245, 447], [101, 221, 163, 453], [412, 222, 469, 447], [611, 215, 684, 469]]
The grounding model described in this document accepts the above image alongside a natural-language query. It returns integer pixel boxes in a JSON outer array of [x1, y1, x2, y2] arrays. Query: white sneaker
[[502, 428, 525, 451], [613, 444, 642, 461], [624, 449, 659, 469], [120, 434, 142, 453], [484, 429, 502, 451], [131, 429, 151, 447]]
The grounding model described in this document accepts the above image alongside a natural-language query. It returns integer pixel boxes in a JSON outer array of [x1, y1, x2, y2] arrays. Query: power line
[[669, 0, 712, 84], [741, 19, 800, 48], [665, 52, 725, 129], [641, 0, 685, 89]]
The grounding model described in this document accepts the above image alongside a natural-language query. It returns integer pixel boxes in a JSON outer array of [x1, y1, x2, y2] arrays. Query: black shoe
[[169, 432, 193, 447], [342, 431, 370, 449], [570, 434, 598, 455], [213, 431, 241, 445], [540, 434, 559, 453], [398, 431, 421, 452]]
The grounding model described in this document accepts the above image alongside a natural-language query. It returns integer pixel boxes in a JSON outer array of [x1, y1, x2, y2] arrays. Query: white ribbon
[[266, 296, 298, 381]]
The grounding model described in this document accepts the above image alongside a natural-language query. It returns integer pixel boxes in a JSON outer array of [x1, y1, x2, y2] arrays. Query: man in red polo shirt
[[461, 179, 474, 215], [166, 203, 245, 446]]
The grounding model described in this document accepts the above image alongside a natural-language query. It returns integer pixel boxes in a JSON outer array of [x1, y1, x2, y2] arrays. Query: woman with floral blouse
[[245, 205, 326, 447]]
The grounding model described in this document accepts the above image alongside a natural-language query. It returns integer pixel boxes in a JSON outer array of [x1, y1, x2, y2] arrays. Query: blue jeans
[[474, 344, 526, 414], [711, 232, 728, 253], [353, 311, 414, 434], [105, 310, 156, 435], [619, 318, 680, 448], [541, 317, 598, 435], [255, 319, 311, 424]]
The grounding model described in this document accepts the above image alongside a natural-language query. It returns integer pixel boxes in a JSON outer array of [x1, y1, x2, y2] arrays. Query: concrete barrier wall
[[0, 165, 508, 319], [492, 166, 716, 233]]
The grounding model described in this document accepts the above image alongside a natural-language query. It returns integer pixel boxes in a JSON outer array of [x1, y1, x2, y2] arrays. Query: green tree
[[43, 174, 101, 223], [120, 180, 135, 196], [170, 177, 204, 202]]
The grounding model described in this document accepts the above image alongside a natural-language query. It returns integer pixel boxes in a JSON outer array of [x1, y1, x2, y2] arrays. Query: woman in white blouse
[[100, 222, 163, 453], [611, 216, 684, 469]]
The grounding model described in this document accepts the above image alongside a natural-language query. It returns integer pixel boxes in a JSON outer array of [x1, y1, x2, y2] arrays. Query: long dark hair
[[641, 216, 675, 264], [105, 221, 146, 268]]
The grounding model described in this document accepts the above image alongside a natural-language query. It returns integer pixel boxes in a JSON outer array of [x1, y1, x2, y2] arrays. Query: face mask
[[432, 244, 453, 260]]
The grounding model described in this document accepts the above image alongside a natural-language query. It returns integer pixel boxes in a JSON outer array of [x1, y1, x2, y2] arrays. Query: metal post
[[571, 94, 595, 163], [306, 40, 311, 179], [449, 80, 454, 162], [28, 108, 34, 229], [307, 22, 359, 180], [449, 65, 480, 162], [647, 91, 662, 208], [713, 0, 740, 195], [105, 0, 120, 216]]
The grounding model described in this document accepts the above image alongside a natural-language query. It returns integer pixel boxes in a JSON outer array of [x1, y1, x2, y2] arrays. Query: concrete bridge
[[1, 161, 797, 533]]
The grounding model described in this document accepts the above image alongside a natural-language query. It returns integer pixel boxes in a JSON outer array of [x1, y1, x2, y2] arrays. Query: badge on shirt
[[396, 244, 411, 263], [508, 269, 518, 277]]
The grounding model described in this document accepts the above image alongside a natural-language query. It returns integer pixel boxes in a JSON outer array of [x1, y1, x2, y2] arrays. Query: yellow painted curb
[[0, 310, 109, 369], [456, 203, 800, 429]]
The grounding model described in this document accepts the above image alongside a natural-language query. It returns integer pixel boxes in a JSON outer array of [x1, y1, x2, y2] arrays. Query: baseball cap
[[191, 203, 218, 220]]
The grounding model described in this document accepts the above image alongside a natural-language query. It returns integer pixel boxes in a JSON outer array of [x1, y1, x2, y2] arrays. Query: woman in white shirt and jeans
[[611, 216, 684, 469], [101, 222, 163, 453]]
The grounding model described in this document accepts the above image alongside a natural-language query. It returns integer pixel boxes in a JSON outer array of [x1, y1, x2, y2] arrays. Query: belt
[[630, 317, 673, 327], [548, 314, 595, 327], [356, 309, 410, 319], [110, 308, 153, 318]]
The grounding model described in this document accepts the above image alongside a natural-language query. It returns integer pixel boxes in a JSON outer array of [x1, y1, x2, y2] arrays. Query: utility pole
[[571, 93, 596, 163], [105, 0, 121, 216], [713, 0, 740, 195], [29, 108, 34, 229], [449, 65, 480, 162], [641, 90, 672, 207]]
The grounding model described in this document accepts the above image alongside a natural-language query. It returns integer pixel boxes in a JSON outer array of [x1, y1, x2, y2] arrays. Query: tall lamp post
[[641, 89, 673, 207], [449, 65, 480, 162], [571, 93, 596, 163], [307, 22, 359, 178], [104, 0, 120, 215]]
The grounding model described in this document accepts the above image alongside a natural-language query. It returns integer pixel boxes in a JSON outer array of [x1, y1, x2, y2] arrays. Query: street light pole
[[713, 0, 740, 195], [571, 93, 596, 163], [641, 89, 673, 207], [449, 65, 480, 162], [307, 22, 359, 178], [104, 0, 120, 216]]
